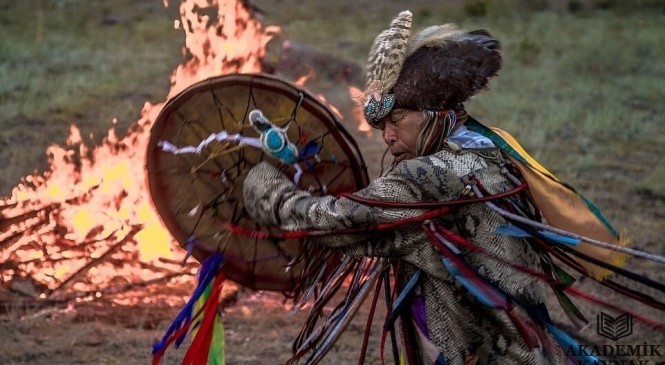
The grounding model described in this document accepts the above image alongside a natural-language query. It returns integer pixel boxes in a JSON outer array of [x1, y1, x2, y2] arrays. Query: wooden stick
[[0, 204, 56, 232], [0, 200, 18, 212], [46, 225, 143, 300], [0, 216, 50, 251]]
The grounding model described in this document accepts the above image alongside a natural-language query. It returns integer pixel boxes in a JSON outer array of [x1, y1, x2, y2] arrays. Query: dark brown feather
[[392, 30, 502, 111]]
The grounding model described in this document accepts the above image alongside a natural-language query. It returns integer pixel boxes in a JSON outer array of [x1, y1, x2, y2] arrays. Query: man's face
[[377, 109, 424, 163]]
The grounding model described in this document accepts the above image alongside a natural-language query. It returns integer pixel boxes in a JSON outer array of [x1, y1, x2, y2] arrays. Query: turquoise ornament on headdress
[[364, 93, 395, 123]]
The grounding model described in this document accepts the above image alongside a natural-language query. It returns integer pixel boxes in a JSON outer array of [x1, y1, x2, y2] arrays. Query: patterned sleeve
[[242, 157, 462, 256]]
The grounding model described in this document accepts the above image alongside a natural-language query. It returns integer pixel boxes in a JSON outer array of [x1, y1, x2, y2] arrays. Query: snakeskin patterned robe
[[243, 146, 566, 365]]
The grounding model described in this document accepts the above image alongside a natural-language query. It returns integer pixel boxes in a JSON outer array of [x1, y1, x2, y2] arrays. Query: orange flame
[[168, 0, 279, 97], [0, 0, 279, 301], [348, 85, 373, 137], [293, 64, 316, 87], [1, 0, 377, 305]]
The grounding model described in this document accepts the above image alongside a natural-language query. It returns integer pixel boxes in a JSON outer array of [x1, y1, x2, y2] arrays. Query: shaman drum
[[146, 73, 368, 292]]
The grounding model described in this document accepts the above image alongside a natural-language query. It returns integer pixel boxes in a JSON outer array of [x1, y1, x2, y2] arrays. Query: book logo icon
[[597, 312, 633, 340]]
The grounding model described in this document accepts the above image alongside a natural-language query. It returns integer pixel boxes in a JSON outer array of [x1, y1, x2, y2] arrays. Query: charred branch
[[0, 204, 57, 232], [0, 201, 18, 212], [46, 225, 143, 300], [0, 216, 50, 251]]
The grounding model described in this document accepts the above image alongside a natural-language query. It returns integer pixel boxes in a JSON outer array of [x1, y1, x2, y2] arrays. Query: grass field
[[1, 0, 664, 197], [0, 0, 182, 192], [1, 0, 664, 364]]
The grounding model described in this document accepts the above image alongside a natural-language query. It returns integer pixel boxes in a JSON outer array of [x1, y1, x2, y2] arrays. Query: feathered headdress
[[362, 11, 502, 126]]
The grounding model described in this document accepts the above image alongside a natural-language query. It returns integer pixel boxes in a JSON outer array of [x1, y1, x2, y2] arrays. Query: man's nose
[[383, 124, 397, 145]]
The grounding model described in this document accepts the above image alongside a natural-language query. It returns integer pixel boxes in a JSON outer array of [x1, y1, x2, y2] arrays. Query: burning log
[[0, 201, 17, 212], [0, 0, 366, 316], [46, 225, 143, 299], [0, 216, 50, 251], [0, 203, 57, 232], [0, 186, 102, 251]]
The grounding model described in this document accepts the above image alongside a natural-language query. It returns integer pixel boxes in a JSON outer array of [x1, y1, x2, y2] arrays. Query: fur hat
[[362, 11, 502, 124]]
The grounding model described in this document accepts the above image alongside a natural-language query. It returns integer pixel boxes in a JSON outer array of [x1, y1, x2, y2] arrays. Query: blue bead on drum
[[249, 109, 299, 165]]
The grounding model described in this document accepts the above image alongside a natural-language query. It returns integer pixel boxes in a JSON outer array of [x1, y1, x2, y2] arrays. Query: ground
[[1, 0, 664, 364], [2, 129, 663, 364]]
